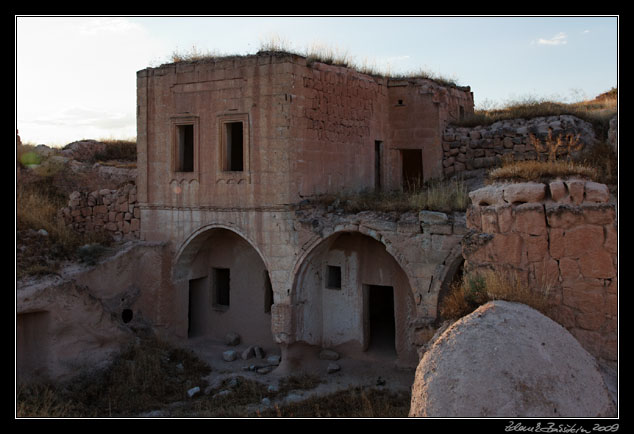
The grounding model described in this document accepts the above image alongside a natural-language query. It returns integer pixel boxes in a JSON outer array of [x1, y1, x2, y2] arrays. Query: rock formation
[[409, 300, 615, 418]]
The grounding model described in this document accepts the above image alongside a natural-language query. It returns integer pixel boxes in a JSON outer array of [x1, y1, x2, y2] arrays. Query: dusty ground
[[177, 336, 416, 412]]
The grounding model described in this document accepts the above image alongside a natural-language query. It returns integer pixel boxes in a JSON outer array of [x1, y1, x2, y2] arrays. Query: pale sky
[[15, 15, 618, 147]]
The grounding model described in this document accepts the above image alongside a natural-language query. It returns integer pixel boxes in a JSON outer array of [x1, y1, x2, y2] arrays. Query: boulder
[[409, 301, 615, 418], [60, 140, 107, 162], [222, 350, 238, 362], [224, 332, 241, 346]]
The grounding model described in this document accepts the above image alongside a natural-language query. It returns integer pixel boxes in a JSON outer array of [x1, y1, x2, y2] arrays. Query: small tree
[[529, 128, 583, 162]]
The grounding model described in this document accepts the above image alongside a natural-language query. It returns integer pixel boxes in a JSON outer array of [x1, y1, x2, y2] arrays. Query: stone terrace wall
[[59, 183, 140, 240], [442, 115, 596, 178], [462, 180, 617, 362]]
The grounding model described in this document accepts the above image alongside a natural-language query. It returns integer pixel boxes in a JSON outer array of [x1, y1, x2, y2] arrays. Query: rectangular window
[[224, 121, 244, 172], [213, 268, 231, 307], [326, 265, 342, 290], [176, 124, 194, 172]]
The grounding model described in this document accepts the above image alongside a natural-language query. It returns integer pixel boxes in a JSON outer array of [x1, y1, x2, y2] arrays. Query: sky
[[15, 15, 618, 147]]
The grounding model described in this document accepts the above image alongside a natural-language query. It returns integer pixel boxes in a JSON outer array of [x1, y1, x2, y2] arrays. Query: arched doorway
[[173, 227, 274, 348], [292, 231, 416, 364]]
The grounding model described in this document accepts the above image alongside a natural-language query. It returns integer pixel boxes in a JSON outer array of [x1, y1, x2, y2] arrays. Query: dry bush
[[439, 269, 551, 321], [455, 90, 617, 139], [528, 129, 583, 163], [313, 178, 469, 214], [52, 337, 211, 417], [488, 159, 598, 183], [16, 383, 79, 418]]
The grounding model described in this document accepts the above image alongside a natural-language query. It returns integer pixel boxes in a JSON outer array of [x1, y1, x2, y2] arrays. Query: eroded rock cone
[[409, 300, 615, 418]]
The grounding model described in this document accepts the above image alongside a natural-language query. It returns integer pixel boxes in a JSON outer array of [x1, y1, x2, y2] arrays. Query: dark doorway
[[213, 268, 231, 307], [188, 276, 208, 338], [374, 141, 382, 192], [367, 285, 396, 355], [401, 149, 423, 192]]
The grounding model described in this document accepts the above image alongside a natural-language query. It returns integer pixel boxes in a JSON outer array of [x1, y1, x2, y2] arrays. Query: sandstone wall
[[60, 183, 140, 240], [442, 115, 596, 177], [462, 180, 617, 362], [140, 204, 467, 368]]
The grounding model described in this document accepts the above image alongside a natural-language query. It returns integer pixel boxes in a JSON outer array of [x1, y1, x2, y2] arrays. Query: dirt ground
[[180, 336, 416, 406]]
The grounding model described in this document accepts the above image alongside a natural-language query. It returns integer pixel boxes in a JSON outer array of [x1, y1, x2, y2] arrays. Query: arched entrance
[[173, 227, 274, 348], [292, 231, 416, 364]]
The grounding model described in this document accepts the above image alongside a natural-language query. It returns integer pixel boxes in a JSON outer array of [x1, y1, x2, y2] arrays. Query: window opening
[[121, 309, 133, 324], [213, 268, 231, 307], [326, 265, 342, 289], [225, 122, 244, 171], [176, 124, 194, 172]]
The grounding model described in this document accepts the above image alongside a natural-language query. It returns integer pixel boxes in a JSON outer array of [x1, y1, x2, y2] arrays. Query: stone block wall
[[462, 180, 617, 362], [442, 115, 596, 177], [60, 183, 140, 240]]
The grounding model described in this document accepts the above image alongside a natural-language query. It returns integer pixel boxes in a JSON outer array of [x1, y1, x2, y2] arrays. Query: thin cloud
[[536, 32, 568, 46]]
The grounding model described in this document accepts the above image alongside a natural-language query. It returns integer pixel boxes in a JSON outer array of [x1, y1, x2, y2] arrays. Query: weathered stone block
[[545, 204, 584, 229], [468, 185, 505, 206], [513, 203, 546, 236], [563, 225, 604, 258], [565, 180, 585, 204], [578, 249, 615, 279], [489, 233, 523, 266], [524, 234, 549, 262], [503, 182, 545, 204]]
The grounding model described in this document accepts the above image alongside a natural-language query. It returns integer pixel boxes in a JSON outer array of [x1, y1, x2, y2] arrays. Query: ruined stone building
[[135, 51, 474, 367], [17, 51, 616, 386]]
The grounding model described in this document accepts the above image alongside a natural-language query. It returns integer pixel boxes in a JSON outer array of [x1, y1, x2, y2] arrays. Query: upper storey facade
[[136, 52, 474, 209]]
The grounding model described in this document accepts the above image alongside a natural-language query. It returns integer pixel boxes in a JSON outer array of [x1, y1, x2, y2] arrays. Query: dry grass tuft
[[488, 159, 598, 183], [312, 178, 469, 214], [456, 89, 617, 140], [16, 337, 213, 418], [16, 383, 79, 418], [439, 269, 551, 321], [166, 39, 462, 88]]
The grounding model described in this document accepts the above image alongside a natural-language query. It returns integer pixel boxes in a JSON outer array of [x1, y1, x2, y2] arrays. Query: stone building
[[135, 51, 474, 367]]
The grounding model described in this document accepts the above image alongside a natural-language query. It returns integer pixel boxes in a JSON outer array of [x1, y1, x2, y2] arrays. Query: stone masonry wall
[[442, 115, 596, 178], [60, 183, 140, 240], [462, 180, 617, 362]]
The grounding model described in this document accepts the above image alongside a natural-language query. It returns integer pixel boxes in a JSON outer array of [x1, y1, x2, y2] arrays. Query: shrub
[[312, 177, 469, 214], [439, 269, 551, 321], [488, 159, 599, 183]]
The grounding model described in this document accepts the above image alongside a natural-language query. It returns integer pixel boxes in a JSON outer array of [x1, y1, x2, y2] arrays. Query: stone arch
[[291, 230, 417, 366], [172, 224, 275, 348], [433, 244, 466, 322], [173, 223, 269, 282]]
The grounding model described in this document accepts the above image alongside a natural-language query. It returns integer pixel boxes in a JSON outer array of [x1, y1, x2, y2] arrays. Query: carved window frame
[[170, 115, 200, 181], [217, 113, 250, 184]]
